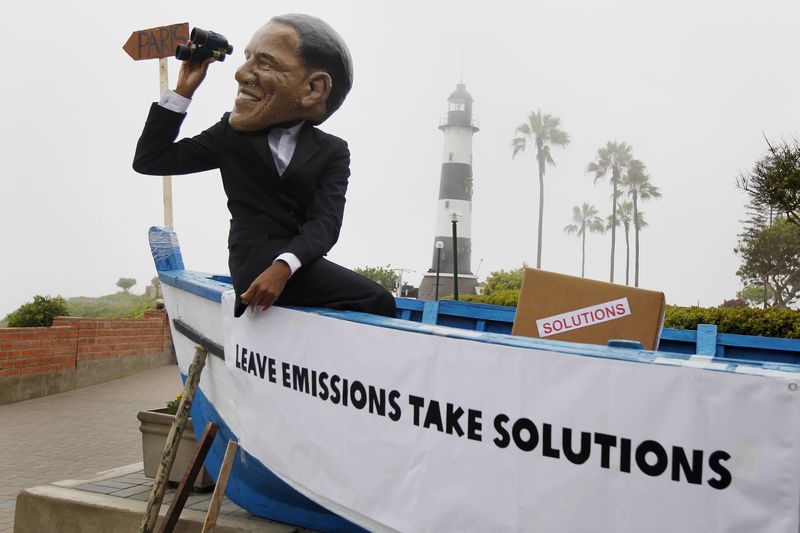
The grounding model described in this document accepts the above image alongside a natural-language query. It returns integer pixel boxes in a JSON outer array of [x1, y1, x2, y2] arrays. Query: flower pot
[[137, 408, 215, 490]]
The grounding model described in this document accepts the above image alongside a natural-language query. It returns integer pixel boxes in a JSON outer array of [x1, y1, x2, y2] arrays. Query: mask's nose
[[234, 64, 254, 86]]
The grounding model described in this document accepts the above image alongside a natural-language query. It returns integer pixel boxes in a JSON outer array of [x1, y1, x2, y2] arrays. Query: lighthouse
[[418, 82, 480, 300]]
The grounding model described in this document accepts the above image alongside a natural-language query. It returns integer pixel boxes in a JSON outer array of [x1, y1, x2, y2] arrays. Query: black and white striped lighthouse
[[418, 82, 480, 300]]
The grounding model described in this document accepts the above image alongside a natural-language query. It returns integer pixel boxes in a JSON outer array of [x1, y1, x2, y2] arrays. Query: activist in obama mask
[[134, 15, 395, 319], [175, 15, 352, 128]]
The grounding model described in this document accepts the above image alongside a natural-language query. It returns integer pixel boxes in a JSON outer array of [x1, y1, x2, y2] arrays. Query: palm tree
[[621, 159, 661, 287], [608, 201, 631, 285], [564, 203, 605, 278], [587, 141, 633, 282], [512, 110, 570, 269], [606, 201, 646, 285]]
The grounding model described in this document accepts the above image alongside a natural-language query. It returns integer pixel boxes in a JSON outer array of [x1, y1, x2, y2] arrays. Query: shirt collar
[[270, 121, 305, 139]]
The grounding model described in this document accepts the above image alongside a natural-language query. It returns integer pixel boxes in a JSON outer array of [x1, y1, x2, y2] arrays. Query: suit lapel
[[281, 123, 320, 181], [246, 129, 279, 176]]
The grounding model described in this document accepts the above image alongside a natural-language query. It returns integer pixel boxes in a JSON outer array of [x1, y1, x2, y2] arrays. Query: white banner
[[221, 292, 800, 533]]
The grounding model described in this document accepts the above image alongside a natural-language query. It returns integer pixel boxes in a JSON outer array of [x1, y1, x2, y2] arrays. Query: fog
[[2, 0, 798, 316]]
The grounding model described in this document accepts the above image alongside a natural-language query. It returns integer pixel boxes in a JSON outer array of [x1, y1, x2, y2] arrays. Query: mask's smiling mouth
[[229, 86, 278, 131], [236, 89, 261, 103]]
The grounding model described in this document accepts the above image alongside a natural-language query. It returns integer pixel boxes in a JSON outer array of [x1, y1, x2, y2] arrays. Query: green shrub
[[3, 292, 159, 327], [458, 291, 800, 338], [664, 305, 800, 338], [482, 267, 525, 295], [5, 295, 68, 327], [460, 289, 521, 307]]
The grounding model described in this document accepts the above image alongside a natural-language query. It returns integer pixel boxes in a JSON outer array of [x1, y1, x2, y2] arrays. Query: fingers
[[175, 53, 215, 98], [240, 286, 254, 304], [239, 265, 290, 315], [240, 284, 278, 312], [189, 58, 214, 76]]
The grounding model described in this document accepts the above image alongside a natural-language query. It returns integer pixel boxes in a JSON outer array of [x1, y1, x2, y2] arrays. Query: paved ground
[[67, 467, 292, 527], [0, 364, 182, 532]]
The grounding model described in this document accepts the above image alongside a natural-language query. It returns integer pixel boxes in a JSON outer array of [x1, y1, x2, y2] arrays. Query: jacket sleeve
[[280, 139, 350, 265], [132, 103, 225, 176]]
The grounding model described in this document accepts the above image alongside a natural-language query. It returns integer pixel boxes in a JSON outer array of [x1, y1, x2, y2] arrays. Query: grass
[[65, 292, 158, 319]]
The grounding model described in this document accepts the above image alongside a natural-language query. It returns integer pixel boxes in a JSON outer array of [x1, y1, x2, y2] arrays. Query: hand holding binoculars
[[175, 27, 233, 63]]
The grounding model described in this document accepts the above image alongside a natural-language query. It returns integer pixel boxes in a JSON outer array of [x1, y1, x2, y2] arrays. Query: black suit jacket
[[133, 103, 350, 315]]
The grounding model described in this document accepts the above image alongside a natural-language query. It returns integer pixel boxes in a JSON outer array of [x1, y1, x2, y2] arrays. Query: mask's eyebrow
[[255, 51, 281, 67]]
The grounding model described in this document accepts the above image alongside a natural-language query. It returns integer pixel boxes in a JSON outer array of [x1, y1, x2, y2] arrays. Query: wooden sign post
[[124, 23, 189, 230]]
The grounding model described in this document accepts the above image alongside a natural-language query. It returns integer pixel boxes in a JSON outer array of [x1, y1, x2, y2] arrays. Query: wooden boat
[[150, 226, 800, 533]]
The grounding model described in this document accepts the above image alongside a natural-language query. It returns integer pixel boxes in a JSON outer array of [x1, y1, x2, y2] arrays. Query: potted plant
[[137, 393, 215, 490]]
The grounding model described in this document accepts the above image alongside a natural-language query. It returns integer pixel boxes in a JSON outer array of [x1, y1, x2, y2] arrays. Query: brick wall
[[51, 311, 172, 363], [0, 311, 174, 403], [0, 327, 78, 379]]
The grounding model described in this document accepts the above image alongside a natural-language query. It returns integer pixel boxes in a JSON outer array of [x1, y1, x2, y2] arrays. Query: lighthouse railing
[[438, 113, 480, 129]]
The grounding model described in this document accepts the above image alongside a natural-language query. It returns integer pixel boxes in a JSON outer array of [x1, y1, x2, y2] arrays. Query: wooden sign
[[123, 22, 189, 61]]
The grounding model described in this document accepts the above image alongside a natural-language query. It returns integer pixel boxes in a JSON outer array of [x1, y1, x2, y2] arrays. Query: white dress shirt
[[158, 90, 303, 275]]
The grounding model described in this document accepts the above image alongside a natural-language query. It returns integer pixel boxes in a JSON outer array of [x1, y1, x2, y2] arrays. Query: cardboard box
[[511, 269, 666, 350]]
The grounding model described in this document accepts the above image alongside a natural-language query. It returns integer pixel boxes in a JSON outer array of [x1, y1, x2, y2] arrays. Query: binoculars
[[175, 27, 233, 63]]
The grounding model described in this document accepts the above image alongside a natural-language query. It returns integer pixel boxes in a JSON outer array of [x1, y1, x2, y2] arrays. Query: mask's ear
[[301, 71, 332, 110]]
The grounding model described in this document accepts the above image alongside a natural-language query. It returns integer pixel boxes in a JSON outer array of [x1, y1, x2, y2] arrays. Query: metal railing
[[438, 113, 480, 129]]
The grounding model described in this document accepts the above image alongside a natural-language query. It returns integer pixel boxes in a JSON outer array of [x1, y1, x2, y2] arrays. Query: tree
[[116, 277, 136, 293], [151, 276, 162, 298], [564, 203, 605, 278], [735, 217, 800, 307], [606, 201, 645, 286], [482, 266, 526, 295], [615, 200, 634, 287], [354, 265, 399, 293], [738, 200, 776, 308], [5, 295, 68, 327], [738, 138, 800, 227], [467, 266, 526, 306], [512, 110, 570, 269], [587, 141, 633, 282], [719, 298, 748, 308], [621, 159, 660, 286], [736, 285, 773, 308]]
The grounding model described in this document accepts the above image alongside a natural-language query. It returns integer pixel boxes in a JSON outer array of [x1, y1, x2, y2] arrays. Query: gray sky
[[2, 0, 799, 317]]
